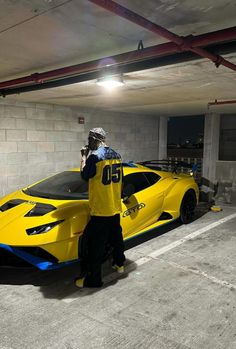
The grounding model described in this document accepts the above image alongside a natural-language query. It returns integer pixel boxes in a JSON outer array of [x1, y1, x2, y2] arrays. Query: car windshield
[[23, 171, 88, 200]]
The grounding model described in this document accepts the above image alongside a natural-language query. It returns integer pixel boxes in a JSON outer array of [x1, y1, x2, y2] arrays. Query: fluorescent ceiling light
[[96, 75, 124, 89]]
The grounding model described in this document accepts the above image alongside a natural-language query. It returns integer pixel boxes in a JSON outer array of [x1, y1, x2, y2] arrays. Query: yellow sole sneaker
[[75, 277, 85, 288], [112, 265, 124, 274]]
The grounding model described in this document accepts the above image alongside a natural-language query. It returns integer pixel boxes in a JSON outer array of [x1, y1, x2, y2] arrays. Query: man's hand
[[80, 146, 89, 158], [80, 146, 88, 170]]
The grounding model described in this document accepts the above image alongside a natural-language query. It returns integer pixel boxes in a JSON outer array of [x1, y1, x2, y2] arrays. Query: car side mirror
[[122, 184, 135, 204]]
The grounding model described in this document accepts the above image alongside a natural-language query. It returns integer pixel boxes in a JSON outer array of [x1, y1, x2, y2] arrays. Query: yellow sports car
[[0, 161, 199, 270]]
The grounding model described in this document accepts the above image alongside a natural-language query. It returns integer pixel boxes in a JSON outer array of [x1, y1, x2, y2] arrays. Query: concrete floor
[[0, 204, 236, 349]]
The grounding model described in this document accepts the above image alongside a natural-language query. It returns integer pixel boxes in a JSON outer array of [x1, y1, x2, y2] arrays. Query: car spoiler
[[137, 160, 198, 175]]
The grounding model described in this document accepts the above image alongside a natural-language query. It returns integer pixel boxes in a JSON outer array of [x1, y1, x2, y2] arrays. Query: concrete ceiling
[[0, 0, 236, 116]]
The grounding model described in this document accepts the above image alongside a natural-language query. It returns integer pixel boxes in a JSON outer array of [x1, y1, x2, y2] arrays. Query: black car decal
[[122, 203, 146, 217]]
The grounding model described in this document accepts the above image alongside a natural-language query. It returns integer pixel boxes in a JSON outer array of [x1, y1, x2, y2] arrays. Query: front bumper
[[0, 243, 78, 270]]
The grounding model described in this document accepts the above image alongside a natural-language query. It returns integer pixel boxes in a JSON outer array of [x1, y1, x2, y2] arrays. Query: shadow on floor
[[0, 258, 136, 299], [0, 202, 210, 298]]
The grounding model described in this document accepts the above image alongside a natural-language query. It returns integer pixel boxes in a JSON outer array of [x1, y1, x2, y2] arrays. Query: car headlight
[[26, 220, 64, 236]]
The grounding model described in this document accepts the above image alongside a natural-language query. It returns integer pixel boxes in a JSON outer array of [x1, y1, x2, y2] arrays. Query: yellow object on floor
[[211, 206, 222, 212], [75, 277, 85, 288]]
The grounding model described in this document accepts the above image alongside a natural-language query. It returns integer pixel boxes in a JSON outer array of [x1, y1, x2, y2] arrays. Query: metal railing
[[168, 157, 202, 183]]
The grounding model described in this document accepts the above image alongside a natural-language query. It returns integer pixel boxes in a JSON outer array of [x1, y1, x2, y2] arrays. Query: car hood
[[0, 189, 89, 246]]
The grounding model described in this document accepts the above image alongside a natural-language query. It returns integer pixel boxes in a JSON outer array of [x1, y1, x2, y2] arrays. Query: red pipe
[[208, 99, 236, 108], [89, 0, 236, 71], [191, 27, 236, 47], [193, 46, 236, 70], [0, 42, 180, 89], [89, 0, 183, 44], [0, 26, 236, 90]]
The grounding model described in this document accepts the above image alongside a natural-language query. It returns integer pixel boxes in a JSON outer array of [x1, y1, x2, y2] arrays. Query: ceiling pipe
[[0, 50, 200, 96], [190, 27, 236, 47], [2, 42, 235, 96], [208, 99, 236, 108], [88, 0, 236, 71], [0, 42, 180, 89], [0, 27, 236, 92]]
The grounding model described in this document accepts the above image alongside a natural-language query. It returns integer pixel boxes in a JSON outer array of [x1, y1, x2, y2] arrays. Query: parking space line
[[148, 213, 236, 259], [62, 212, 236, 303], [157, 259, 236, 290]]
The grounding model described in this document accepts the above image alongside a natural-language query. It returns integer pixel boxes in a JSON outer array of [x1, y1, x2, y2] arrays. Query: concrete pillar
[[158, 116, 168, 159], [202, 113, 220, 184]]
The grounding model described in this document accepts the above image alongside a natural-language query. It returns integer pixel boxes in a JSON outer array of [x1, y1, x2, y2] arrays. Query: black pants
[[80, 214, 125, 287]]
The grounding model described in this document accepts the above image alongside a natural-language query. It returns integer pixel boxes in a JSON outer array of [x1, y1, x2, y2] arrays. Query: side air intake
[[0, 199, 26, 212], [158, 212, 173, 220], [25, 203, 56, 217]]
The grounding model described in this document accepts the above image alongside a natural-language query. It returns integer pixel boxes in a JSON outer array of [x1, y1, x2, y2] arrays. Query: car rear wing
[[137, 160, 198, 175]]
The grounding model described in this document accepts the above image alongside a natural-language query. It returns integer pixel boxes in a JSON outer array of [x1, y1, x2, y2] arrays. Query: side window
[[123, 173, 150, 194], [144, 172, 161, 185]]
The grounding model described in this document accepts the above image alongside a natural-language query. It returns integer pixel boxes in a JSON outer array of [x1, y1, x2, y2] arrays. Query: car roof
[[70, 163, 171, 178]]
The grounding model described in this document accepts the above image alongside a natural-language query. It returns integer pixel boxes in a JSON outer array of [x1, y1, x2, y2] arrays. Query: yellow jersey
[[81, 146, 122, 216]]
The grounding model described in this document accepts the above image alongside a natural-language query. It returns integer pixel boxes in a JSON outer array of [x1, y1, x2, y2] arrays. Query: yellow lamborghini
[[0, 161, 199, 270]]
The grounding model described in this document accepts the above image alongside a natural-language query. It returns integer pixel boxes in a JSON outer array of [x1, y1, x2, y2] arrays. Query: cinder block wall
[[82, 108, 159, 162], [0, 100, 159, 196], [215, 161, 236, 205]]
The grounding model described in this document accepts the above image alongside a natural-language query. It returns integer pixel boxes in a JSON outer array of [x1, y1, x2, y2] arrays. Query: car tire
[[179, 190, 196, 224]]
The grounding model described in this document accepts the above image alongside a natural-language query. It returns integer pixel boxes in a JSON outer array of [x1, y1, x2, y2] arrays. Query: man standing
[[75, 127, 125, 288]]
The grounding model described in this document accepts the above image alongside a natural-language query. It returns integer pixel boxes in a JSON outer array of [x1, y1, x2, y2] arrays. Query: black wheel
[[179, 190, 196, 224]]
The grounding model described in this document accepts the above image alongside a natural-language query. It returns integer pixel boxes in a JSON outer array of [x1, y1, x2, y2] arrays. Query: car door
[[121, 171, 164, 239]]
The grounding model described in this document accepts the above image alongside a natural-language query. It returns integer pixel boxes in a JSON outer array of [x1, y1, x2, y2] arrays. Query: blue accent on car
[[0, 244, 78, 270], [122, 162, 138, 168]]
